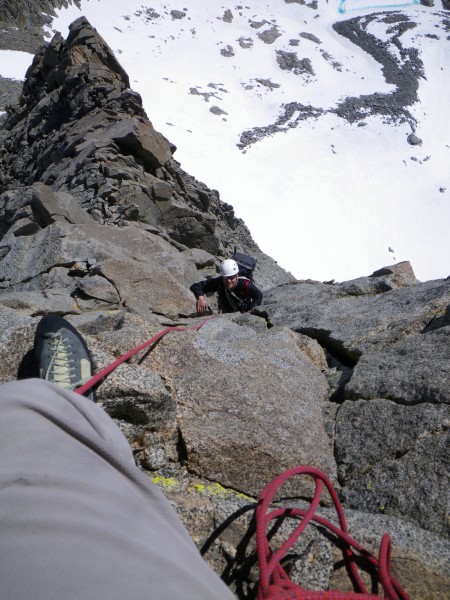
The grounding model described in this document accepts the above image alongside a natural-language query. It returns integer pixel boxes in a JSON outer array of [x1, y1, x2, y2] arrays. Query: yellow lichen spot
[[151, 475, 178, 490], [188, 481, 253, 501], [192, 483, 205, 493], [206, 482, 229, 498]]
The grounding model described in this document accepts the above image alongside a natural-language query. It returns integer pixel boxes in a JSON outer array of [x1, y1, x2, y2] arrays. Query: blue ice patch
[[339, 0, 420, 13]]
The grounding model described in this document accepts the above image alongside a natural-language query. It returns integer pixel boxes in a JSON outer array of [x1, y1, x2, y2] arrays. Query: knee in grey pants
[[0, 379, 234, 600]]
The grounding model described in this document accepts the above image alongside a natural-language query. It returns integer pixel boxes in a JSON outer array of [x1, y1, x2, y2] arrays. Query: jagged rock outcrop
[[262, 263, 450, 363], [0, 16, 293, 292], [0, 16, 449, 600], [261, 262, 450, 538], [0, 0, 77, 28], [0, 2, 80, 111]]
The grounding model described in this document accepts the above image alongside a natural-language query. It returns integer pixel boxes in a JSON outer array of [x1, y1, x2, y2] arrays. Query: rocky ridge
[[0, 12, 449, 600]]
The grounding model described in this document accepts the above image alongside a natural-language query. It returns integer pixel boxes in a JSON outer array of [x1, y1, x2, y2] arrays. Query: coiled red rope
[[74, 319, 410, 600], [75, 314, 217, 396], [256, 466, 410, 600]]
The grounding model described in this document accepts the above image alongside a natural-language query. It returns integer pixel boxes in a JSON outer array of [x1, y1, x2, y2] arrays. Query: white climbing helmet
[[220, 259, 239, 278]]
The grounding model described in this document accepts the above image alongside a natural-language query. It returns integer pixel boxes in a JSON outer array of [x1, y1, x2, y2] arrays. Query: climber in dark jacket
[[190, 259, 263, 314]]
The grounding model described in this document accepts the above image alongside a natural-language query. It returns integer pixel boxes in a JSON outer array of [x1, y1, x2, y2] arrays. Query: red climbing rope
[[256, 466, 410, 600], [75, 314, 217, 396], [74, 319, 410, 600]]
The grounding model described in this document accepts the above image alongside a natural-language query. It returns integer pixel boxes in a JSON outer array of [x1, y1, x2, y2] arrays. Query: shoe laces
[[45, 332, 87, 391]]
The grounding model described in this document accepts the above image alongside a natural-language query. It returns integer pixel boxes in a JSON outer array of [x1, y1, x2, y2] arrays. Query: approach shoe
[[34, 315, 95, 401]]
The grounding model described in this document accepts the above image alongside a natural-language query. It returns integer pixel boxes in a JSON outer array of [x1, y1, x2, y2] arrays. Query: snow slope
[[2, 0, 449, 282]]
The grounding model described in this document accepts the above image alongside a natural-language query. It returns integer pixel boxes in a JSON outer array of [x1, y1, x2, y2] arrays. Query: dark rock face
[[332, 13, 422, 127], [0, 0, 77, 28], [0, 15, 449, 600], [263, 267, 450, 363], [345, 326, 450, 405], [261, 262, 450, 539], [0, 17, 293, 291], [0, 0, 75, 112], [276, 51, 315, 76], [335, 400, 449, 536]]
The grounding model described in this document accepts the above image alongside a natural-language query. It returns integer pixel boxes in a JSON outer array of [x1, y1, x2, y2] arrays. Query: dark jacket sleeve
[[190, 277, 221, 298], [248, 281, 263, 309]]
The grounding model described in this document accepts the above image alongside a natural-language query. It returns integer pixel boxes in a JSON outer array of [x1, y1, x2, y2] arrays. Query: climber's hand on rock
[[196, 296, 208, 314]]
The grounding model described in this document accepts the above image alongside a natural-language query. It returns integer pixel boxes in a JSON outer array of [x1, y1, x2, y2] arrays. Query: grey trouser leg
[[0, 380, 235, 600]]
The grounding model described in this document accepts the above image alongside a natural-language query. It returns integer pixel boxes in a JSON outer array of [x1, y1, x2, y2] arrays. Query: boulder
[[330, 509, 450, 598], [31, 184, 94, 226], [158, 199, 220, 255], [146, 315, 336, 497], [0, 219, 199, 317], [262, 269, 450, 362], [99, 117, 173, 169], [181, 248, 216, 269], [335, 399, 449, 536], [0, 184, 93, 234], [0, 289, 79, 316], [345, 326, 450, 404]]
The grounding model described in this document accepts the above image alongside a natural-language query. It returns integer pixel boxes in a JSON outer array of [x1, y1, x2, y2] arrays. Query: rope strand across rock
[[75, 318, 411, 599], [74, 314, 218, 396]]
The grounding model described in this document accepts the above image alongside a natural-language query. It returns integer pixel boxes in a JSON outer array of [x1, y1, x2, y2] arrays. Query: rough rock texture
[[0, 15, 449, 600], [346, 327, 450, 405], [261, 261, 450, 540], [146, 315, 336, 497], [0, 1, 78, 114], [262, 264, 450, 363], [0, 185, 199, 318], [335, 400, 449, 536], [0, 0, 77, 28], [0, 17, 294, 292]]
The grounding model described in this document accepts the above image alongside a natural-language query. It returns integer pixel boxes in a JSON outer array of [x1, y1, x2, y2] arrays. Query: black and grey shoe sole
[[34, 315, 95, 402]]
